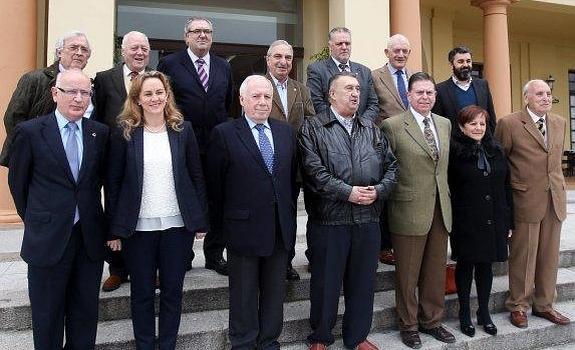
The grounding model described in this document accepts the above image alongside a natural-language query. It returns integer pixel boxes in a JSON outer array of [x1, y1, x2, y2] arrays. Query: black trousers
[[199, 152, 225, 263], [104, 248, 127, 278], [28, 223, 104, 350], [228, 231, 288, 350], [307, 222, 380, 348], [123, 226, 193, 350], [379, 206, 392, 250], [455, 261, 494, 320]]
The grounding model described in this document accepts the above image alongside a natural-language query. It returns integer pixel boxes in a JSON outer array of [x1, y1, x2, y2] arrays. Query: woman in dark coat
[[448, 105, 513, 338]]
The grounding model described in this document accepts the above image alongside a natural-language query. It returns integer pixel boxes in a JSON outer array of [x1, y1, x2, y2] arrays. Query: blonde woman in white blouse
[[106, 71, 208, 350]]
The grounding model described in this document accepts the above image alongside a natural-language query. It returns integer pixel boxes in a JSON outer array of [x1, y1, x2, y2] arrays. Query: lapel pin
[[92, 133, 96, 137]]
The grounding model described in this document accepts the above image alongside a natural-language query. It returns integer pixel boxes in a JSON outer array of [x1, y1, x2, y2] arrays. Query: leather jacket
[[298, 109, 397, 225]]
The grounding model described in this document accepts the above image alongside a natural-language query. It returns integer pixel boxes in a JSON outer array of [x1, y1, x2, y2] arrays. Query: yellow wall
[[47, 0, 116, 78], [303, 0, 329, 78]]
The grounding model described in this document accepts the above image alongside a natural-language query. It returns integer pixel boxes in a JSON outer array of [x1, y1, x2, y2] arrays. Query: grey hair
[[266, 40, 293, 57], [239, 75, 272, 97], [121, 31, 149, 49], [522, 79, 547, 96], [184, 16, 214, 33], [54, 31, 90, 61], [387, 34, 411, 50], [328, 27, 351, 41]]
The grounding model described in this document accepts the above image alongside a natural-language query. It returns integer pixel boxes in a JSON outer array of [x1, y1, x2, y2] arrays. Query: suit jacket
[[266, 73, 315, 131], [432, 77, 497, 132], [157, 50, 233, 153], [495, 108, 566, 223], [371, 64, 409, 125], [93, 64, 151, 129], [8, 113, 109, 267], [306, 58, 379, 122], [381, 111, 452, 235], [206, 117, 297, 257], [106, 122, 208, 238]]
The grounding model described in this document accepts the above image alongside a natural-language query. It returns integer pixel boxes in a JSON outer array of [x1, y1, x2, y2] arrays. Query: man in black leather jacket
[[299, 72, 397, 350]]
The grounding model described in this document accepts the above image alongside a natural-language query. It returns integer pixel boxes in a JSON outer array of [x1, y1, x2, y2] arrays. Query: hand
[[107, 239, 122, 251], [195, 232, 207, 240], [507, 229, 513, 240], [348, 186, 378, 205]]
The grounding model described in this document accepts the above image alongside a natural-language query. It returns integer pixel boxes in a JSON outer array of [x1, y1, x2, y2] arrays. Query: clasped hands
[[348, 185, 377, 206], [106, 231, 207, 251]]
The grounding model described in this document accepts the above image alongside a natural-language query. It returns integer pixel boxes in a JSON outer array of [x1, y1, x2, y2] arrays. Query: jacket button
[[487, 220, 492, 225], [485, 195, 491, 201]]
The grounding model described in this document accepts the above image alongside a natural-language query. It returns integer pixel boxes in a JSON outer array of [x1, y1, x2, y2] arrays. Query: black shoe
[[477, 312, 497, 335], [419, 325, 456, 343], [459, 322, 475, 337], [205, 258, 228, 276], [400, 331, 422, 349], [286, 266, 300, 281], [459, 308, 474, 337]]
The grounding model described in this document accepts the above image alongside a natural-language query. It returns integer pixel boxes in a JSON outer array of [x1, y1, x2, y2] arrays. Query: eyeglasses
[[186, 29, 213, 35], [64, 45, 90, 54], [57, 87, 93, 98]]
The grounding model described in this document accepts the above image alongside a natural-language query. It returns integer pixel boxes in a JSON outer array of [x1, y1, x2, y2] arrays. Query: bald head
[[385, 34, 411, 70], [523, 79, 553, 117], [52, 69, 92, 121], [121, 31, 150, 72]]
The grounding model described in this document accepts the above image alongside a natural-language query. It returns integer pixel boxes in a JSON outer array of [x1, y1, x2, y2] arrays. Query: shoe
[[399, 331, 421, 349], [533, 309, 571, 325], [379, 249, 396, 265], [356, 339, 378, 350], [459, 308, 474, 337], [308, 343, 326, 350], [101, 274, 127, 292], [286, 266, 300, 281], [205, 258, 229, 276], [419, 325, 455, 343], [510, 310, 528, 328], [459, 321, 475, 337], [477, 311, 497, 335]]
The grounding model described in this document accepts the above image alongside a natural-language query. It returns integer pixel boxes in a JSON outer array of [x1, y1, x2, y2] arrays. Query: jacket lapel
[[41, 114, 76, 184], [434, 114, 450, 160], [133, 127, 145, 188], [268, 73, 287, 119], [471, 80, 487, 108], [445, 80, 458, 111], [381, 65, 405, 108], [234, 118, 272, 175], [111, 64, 128, 99], [77, 120, 96, 184], [403, 111, 436, 159], [167, 128, 180, 187], [326, 58, 340, 77], [520, 109, 547, 151], [178, 51, 205, 93], [286, 78, 297, 119]]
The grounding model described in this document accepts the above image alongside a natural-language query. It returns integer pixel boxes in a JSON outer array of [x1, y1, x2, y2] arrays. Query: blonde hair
[[117, 71, 183, 140]]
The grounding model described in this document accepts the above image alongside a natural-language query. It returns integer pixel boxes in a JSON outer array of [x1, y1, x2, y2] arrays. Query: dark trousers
[[123, 227, 193, 350], [455, 261, 494, 321], [200, 152, 225, 264], [379, 206, 392, 250], [28, 223, 104, 350], [228, 236, 288, 349], [307, 222, 380, 348], [105, 248, 127, 278]]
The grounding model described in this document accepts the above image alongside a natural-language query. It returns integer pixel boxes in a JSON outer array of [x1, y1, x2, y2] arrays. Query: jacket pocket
[[510, 181, 528, 192], [224, 209, 250, 220]]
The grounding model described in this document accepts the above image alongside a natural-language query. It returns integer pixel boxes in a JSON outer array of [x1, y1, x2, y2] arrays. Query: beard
[[453, 66, 471, 81]]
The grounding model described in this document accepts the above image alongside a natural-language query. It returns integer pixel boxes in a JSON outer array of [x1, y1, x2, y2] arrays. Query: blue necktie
[[255, 124, 274, 174], [395, 70, 409, 109], [65, 121, 80, 223]]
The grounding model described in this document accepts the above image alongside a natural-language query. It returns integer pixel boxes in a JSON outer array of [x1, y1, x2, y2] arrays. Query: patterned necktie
[[338, 63, 349, 72], [422, 117, 439, 161], [196, 58, 209, 92], [255, 124, 274, 173], [395, 70, 409, 109], [129, 71, 139, 81], [537, 117, 546, 138], [65, 122, 80, 181]]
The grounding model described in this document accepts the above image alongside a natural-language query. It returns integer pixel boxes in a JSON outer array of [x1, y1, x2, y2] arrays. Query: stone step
[[0, 268, 574, 349], [1, 246, 574, 331]]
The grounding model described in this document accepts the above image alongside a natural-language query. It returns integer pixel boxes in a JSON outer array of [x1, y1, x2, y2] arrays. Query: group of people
[[1, 15, 571, 350]]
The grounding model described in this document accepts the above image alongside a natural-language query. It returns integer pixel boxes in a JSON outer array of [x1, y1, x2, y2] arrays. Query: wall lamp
[[544, 75, 560, 104]]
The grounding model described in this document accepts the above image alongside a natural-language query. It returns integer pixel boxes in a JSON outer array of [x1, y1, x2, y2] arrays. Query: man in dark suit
[[8, 69, 109, 349], [206, 75, 297, 349], [158, 16, 233, 275], [432, 46, 497, 132], [1, 31, 93, 166], [265, 39, 315, 281], [93, 30, 150, 292], [307, 27, 379, 122]]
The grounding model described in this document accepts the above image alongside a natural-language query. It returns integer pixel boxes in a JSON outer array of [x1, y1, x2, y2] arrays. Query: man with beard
[[432, 46, 497, 132]]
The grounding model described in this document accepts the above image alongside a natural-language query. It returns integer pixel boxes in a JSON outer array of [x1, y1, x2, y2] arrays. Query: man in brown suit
[[371, 34, 411, 266], [495, 79, 571, 328], [265, 39, 315, 281]]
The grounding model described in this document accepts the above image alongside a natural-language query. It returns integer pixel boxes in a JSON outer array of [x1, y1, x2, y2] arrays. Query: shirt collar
[[331, 56, 349, 70], [527, 106, 547, 123], [387, 63, 405, 76], [123, 64, 144, 77], [55, 109, 83, 131], [187, 48, 210, 66], [409, 106, 432, 122], [452, 75, 473, 88], [330, 106, 355, 122], [245, 115, 270, 130], [269, 74, 287, 88], [59, 63, 67, 73]]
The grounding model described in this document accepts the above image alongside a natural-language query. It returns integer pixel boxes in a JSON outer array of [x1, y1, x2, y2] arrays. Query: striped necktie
[[196, 58, 209, 92], [423, 117, 439, 161]]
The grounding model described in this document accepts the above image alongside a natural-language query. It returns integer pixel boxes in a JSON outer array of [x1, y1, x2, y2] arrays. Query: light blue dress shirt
[[245, 116, 275, 151], [55, 109, 83, 167]]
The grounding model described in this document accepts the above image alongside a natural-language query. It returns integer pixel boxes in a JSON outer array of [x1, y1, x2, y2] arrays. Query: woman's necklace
[[143, 122, 166, 133]]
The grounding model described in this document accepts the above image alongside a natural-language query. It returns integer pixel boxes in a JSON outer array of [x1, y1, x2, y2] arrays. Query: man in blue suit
[[158, 16, 233, 275], [206, 75, 297, 349], [8, 69, 109, 350]]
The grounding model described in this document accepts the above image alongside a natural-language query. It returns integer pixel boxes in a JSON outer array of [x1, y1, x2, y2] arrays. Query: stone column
[[390, 0, 422, 71], [471, 0, 518, 119], [0, 0, 37, 224]]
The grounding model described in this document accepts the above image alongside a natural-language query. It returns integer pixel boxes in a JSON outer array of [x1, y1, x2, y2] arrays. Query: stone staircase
[[0, 197, 575, 349]]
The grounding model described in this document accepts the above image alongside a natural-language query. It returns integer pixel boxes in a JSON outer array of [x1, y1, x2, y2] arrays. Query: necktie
[[255, 124, 274, 173], [196, 58, 209, 92], [537, 117, 546, 138], [395, 70, 409, 109], [65, 122, 80, 181], [129, 71, 139, 81], [338, 63, 349, 72], [422, 117, 439, 161]]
